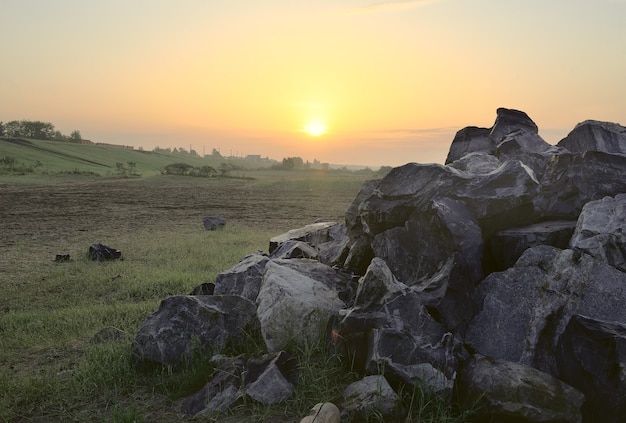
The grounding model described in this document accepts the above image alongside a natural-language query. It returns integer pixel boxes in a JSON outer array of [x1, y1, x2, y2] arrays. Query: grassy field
[[0, 140, 470, 422]]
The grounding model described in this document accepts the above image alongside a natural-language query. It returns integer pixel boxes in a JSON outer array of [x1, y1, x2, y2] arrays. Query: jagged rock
[[371, 197, 483, 331], [355, 159, 539, 242], [556, 314, 626, 423], [569, 194, 626, 272], [445, 127, 494, 164], [213, 252, 269, 300], [341, 375, 399, 420], [489, 108, 539, 143], [383, 361, 453, 398], [317, 223, 351, 267], [352, 257, 408, 310], [466, 245, 626, 376], [335, 259, 457, 377], [299, 402, 341, 423], [454, 355, 584, 423], [494, 128, 559, 178], [558, 120, 626, 155], [203, 216, 226, 230], [269, 240, 319, 260], [182, 351, 297, 415], [269, 221, 338, 254], [534, 151, 626, 220], [244, 351, 298, 404], [447, 152, 502, 174], [131, 295, 260, 368], [256, 259, 345, 352], [181, 355, 246, 415], [485, 220, 576, 272]]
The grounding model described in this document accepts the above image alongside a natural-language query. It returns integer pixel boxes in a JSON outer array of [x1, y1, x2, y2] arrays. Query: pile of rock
[[131, 108, 626, 422]]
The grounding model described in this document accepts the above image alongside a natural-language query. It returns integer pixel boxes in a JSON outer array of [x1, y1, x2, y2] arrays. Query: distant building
[[246, 154, 262, 161]]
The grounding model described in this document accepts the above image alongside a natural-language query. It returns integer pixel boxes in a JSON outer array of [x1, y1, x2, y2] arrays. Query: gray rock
[[534, 151, 626, 220], [213, 251, 269, 301], [317, 223, 351, 267], [445, 126, 494, 164], [556, 314, 626, 423], [131, 295, 260, 368], [341, 375, 399, 420], [336, 259, 456, 377], [244, 351, 298, 404], [454, 355, 584, 423], [384, 361, 453, 398], [182, 351, 298, 415], [486, 220, 576, 272], [371, 197, 483, 330], [256, 259, 345, 352], [466, 245, 626, 376], [181, 355, 246, 415], [203, 216, 226, 230], [352, 257, 408, 310], [299, 402, 340, 423], [269, 240, 319, 260], [269, 221, 338, 254], [489, 108, 539, 143], [557, 120, 626, 155], [569, 194, 626, 272], [447, 152, 502, 174]]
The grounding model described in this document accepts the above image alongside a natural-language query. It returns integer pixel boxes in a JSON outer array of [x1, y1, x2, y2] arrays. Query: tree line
[[0, 119, 82, 141]]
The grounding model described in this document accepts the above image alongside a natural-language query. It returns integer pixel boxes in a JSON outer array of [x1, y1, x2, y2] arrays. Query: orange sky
[[2, 0, 625, 167]]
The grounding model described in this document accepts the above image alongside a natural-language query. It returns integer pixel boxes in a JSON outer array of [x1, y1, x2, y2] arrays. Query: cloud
[[350, 0, 445, 14]]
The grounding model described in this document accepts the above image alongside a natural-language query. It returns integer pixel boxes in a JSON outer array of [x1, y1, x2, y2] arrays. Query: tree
[[70, 130, 82, 141], [0, 121, 4, 136], [211, 148, 222, 158]]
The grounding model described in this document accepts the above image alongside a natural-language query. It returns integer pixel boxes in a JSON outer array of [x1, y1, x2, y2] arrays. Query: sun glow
[[304, 120, 327, 137]]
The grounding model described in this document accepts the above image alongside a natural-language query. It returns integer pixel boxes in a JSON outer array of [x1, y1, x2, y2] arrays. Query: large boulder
[[454, 355, 584, 423], [213, 251, 269, 301], [556, 314, 626, 423], [485, 220, 576, 272], [269, 221, 339, 254], [371, 197, 483, 331], [256, 259, 346, 352], [445, 126, 493, 164], [466, 245, 626, 376], [569, 194, 626, 272], [534, 151, 626, 220], [334, 258, 458, 377], [132, 295, 260, 368], [557, 120, 626, 155], [341, 375, 399, 421]]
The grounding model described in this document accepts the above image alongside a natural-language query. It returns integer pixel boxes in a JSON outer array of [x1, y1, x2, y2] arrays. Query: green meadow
[[0, 138, 471, 422]]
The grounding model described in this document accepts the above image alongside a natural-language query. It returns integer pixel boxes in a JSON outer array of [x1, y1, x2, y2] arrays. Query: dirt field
[[0, 173, 367, 288]]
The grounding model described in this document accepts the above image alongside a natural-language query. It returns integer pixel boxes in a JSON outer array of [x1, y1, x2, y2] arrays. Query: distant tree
[[4, 121, 22, 137], [0, 121, 4, 136], [70, 130, 82, 141], [190, 148, 198, 157], [164, 162, 194, 175], [211, 148, 222, 158], [219, 162, 234, 176], [281, 156, 304, 170], [199, 165, 216, 177]]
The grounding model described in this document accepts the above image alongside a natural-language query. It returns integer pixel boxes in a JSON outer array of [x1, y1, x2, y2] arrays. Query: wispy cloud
[[350, 0, 445, 14]]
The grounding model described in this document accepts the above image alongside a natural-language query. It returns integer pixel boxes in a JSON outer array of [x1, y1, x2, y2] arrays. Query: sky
[[2, 0, 625, 168]]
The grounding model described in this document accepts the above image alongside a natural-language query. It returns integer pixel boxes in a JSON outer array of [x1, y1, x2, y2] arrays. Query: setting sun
[[304, 121, 327, 137]]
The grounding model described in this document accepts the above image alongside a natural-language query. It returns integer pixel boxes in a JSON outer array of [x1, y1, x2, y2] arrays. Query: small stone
[[299, 402, 340, 423]]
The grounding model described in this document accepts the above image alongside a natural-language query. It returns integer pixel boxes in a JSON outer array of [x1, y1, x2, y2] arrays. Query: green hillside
[[0, 137, 273, 178]]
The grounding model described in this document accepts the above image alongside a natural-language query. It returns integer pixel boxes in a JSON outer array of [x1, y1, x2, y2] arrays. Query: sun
[[304, 120, 327, 137]]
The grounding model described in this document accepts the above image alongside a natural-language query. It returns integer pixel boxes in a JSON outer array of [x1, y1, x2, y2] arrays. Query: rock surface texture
[[133, 108, 626, 421]]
